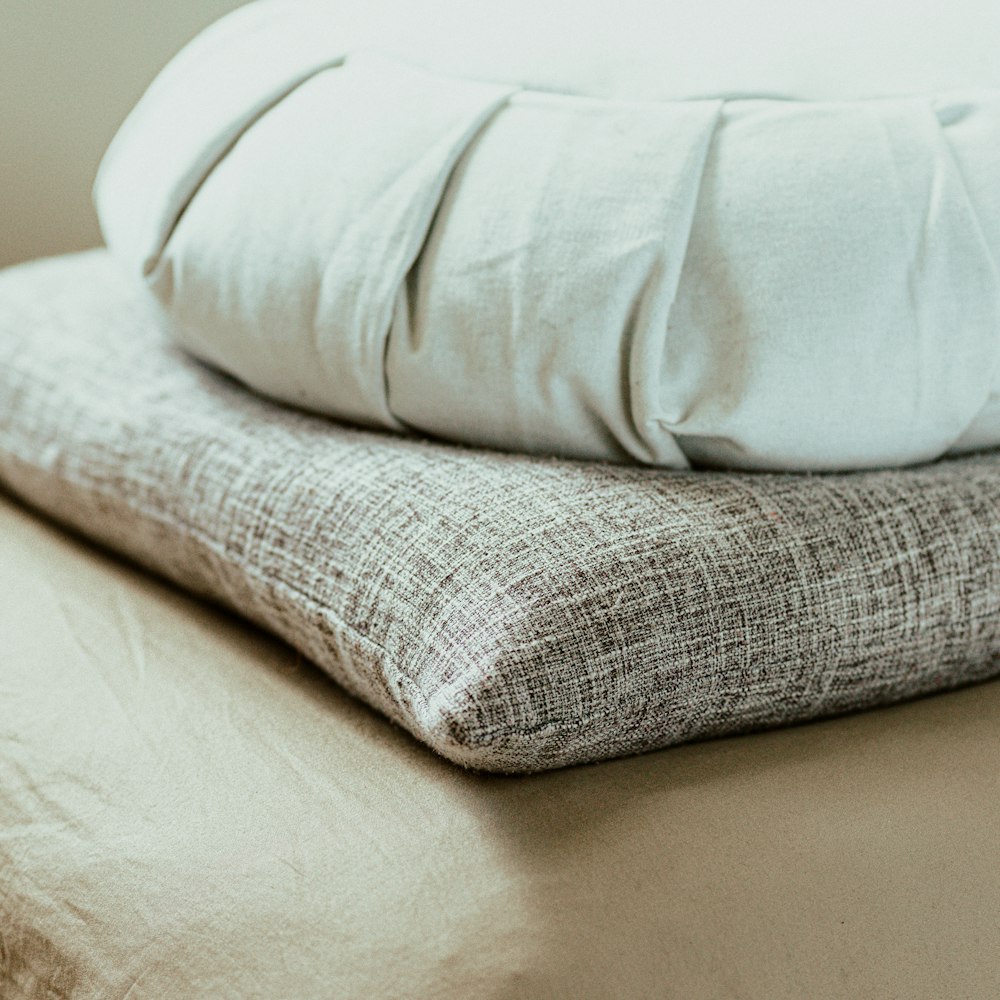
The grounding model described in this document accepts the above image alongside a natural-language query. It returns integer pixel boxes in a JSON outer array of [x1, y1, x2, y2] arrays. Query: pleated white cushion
[[96, 0, 1000, 470]]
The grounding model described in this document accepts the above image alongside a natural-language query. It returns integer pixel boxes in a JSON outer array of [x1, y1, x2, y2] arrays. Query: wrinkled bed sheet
[[3, 493, 1000, 999]]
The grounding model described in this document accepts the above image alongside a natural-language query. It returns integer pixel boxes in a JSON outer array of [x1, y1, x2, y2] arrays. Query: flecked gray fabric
[[2, 251, 1000, 772]]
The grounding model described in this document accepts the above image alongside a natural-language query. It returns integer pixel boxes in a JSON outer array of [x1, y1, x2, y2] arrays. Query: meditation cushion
[[3, 252, 1000, 771], [95, 0, 1000, 471]]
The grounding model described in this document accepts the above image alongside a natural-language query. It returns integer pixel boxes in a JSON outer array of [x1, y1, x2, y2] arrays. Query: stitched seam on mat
[[0, 454, 632, 751]]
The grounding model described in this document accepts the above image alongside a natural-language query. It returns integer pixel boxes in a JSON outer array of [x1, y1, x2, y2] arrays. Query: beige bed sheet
[[2, 491, 1000, 999]]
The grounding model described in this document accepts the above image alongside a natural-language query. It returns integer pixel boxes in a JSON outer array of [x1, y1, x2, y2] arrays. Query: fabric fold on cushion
[[3, 252, 1000, 772], [148, 52, 517, 431], [94, 3, 354, 276], [386, 88, 722, 466]]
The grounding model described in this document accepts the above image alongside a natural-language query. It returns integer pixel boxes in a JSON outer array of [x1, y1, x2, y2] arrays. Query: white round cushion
[[96, 0, 1000, 470]]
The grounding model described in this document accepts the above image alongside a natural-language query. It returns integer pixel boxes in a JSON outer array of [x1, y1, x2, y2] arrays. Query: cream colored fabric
[[96, 0, 1000, 471], [3, 491, 1000, 999]]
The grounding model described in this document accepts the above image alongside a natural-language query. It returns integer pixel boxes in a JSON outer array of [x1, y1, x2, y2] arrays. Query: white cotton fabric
[[96, 0, 1000, 470]]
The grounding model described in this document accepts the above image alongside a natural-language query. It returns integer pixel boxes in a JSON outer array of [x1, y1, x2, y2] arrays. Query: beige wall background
[[1, 1, 247, 269]]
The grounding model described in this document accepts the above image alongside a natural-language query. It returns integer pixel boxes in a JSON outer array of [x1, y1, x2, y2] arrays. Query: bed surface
[[3, 492, 1000, 999]]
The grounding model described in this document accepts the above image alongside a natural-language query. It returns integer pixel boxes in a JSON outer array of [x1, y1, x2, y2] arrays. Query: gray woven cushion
[[3, 251, 1000, 772]]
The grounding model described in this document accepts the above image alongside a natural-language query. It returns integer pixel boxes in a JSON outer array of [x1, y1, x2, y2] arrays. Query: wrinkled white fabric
[[96, 0, 1000, 470]]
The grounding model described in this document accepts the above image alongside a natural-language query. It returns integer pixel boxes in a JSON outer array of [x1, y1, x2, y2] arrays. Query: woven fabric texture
[[2, 251, 1000, 772]]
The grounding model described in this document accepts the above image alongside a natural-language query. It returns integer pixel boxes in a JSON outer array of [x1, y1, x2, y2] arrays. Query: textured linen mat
[[2, 251, 1000, 771]]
